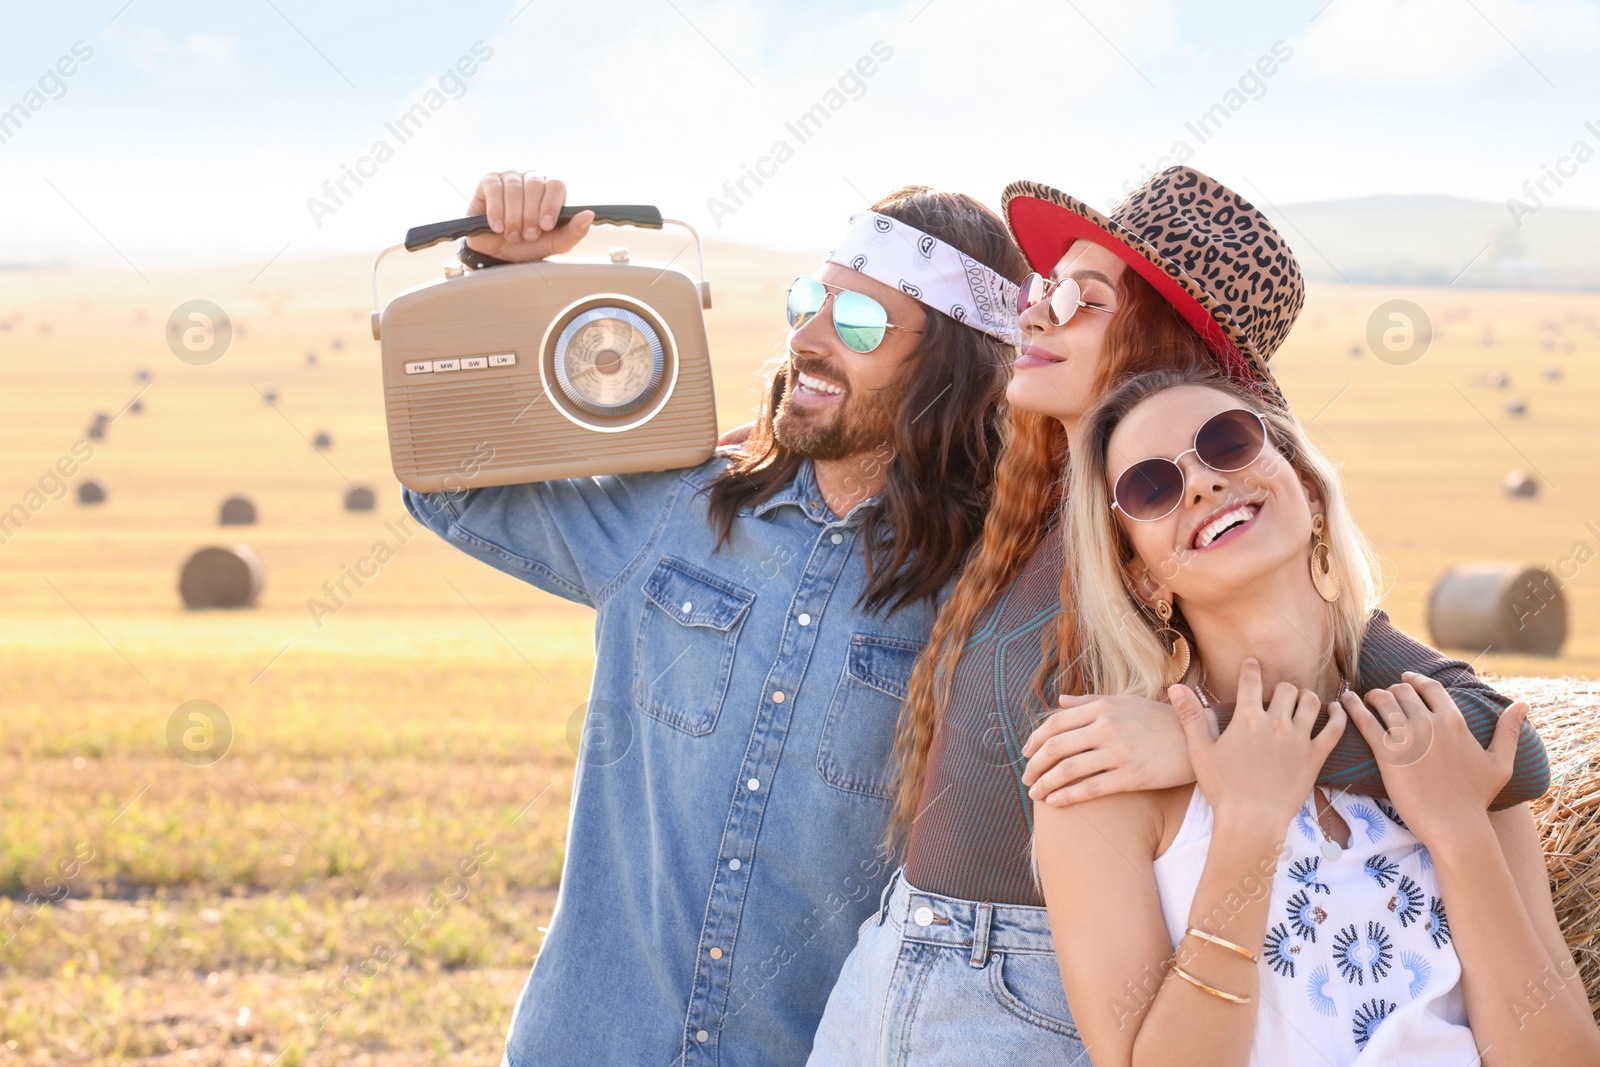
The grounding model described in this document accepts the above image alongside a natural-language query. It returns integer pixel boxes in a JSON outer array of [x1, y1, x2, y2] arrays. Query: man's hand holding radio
[[464, 170, 594, 262]]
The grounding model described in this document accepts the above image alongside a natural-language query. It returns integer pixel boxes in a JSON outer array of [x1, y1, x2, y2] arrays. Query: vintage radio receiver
[[370, 206, 717, 492]]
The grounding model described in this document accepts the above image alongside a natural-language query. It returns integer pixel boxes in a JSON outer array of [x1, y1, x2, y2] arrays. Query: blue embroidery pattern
[[1399, 950, 1432, 999], [1289, 856, 1330, 895], [1427, 897, 1451, 949], [1264, 922, 1297, 977], [1286, 889, 1325, 943], [1363, 854, 1399, 888], [1306, 964, 1337, 1017], [1391, 875, 1424, 928], [1351, 998, 1396, 1050], [1346, 801, 1388, 844], [1374, 796, 1408, 830]]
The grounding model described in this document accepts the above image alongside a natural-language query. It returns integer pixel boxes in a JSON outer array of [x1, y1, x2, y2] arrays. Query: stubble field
[[1, 229, 1596, 1064]]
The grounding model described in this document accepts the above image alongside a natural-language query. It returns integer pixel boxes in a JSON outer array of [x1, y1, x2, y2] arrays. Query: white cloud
[[1292, 0, 1600, 89], [128, 29, 245, 91]]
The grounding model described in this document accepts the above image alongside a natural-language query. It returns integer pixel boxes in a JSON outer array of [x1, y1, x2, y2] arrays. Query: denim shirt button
[[709, 946, 722, 959], [830, 532, 844, 545], [729, 858, 742, 870], [772, 690, 786, 703], [914, 906, 934, 926], [747, 777, 760, 791], [798, 613, 812, 626], [696, 1030, 709, 1042]]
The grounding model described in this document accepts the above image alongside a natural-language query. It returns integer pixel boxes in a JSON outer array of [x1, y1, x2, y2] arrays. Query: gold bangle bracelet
[[1185, 926, 1261, 963], [1171, 964, 1252, 1004]]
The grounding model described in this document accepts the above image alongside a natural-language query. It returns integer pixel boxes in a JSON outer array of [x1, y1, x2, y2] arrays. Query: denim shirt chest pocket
[[634, 555, 756, 736], [817, 633, 923, 800]]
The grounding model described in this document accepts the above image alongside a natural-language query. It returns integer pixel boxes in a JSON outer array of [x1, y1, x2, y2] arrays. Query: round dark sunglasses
[[1111, 408, 1271, 522]]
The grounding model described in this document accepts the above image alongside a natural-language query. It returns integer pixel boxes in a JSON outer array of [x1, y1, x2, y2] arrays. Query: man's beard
[[772, 360, 899, 461]]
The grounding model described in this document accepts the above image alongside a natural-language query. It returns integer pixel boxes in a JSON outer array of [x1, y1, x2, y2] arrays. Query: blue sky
[[3, 0, 1599, 268]]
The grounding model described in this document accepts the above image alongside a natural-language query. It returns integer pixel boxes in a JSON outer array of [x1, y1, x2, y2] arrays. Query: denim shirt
[[402, 456, 936, 1067]]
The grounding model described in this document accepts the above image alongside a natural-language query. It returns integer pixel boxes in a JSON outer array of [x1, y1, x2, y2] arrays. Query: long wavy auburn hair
[[705, 186, 1030, 615], [883, 264, 1223, 860], [1063, 366, 1381, 700]]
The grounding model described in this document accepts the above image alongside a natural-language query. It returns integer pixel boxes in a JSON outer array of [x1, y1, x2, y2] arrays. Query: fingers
[[1021, 698, 1094, 761], [1020, 720, 1099, 787], [1312, 695, 1348, 755], [481, 172, 506, 233], [504, 173, 530, 241], [1235, 657, 1263, 714], [1339, 690, 1383, 749], [1265, 680, 1301, 719], [1290, 687, 1322, 734], [1027, 749, 1115, 802], [536, 176, 567, 234], [1038, 769, 1128, 808], [1486, 700, 1530, 763], [1170, 684, 1218, 745], [548, 209, 594, 255]]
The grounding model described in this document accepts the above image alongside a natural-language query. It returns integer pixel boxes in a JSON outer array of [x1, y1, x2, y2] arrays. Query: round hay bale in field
[[1428, 562, 1565, 656], [343, 485, 376, 511], [1511, 676, 1600, 1019], [86, 421, 105, 440], [1503, 470, 1539, 498], [179, 544, 262, 609], [129, 400, 143, 414], [77, 479, 107, 505], [218, 496, 257, 526], [1348, 343, 1362, 357], [331, 338, 344, 351], [313, 431, 333, 450], [1485, 368, 1510, 388], [1545, 366, 1564, 380], [306, 352, 318, 367], [263, 389, 278, 406], [136, 368, 150, 381], [1506, 398, 1528, 416]]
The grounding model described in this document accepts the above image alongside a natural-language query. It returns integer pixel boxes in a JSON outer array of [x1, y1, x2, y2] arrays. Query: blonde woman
[[1033, 366, 1599, 1065]]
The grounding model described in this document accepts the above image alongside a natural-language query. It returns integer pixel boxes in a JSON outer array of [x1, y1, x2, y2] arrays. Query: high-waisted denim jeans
[[807, 865, 1089, 1066]]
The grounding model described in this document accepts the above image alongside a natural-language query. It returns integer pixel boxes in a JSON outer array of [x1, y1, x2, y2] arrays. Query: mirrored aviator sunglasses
[[1111, 408, 1271, 522], [786, 276, 923, 353]]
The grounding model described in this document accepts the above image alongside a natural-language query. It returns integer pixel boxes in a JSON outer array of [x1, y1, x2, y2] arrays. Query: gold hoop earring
[[1154, 598, 1191, 686], [1310, 514, 1341, 603]]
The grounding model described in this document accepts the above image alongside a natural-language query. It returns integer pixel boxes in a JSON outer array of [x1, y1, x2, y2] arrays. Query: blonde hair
[[1063, 367, 1380, 700]]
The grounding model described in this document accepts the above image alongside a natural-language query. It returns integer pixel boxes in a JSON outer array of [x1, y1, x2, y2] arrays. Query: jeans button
[[913, 906, 934, 926]]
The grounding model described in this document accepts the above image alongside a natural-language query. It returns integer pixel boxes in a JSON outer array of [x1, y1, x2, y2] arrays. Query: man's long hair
[[705, 186, 1030, 615]]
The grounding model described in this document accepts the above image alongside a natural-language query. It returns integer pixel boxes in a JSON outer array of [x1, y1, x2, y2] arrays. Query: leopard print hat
[[1002, 166, 1304, 408]]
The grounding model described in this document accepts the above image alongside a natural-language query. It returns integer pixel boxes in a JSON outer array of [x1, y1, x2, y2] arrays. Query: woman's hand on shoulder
[[1341, 671, 1528, 845], [1175, 657, 1347, 837], [1021, 692, 1194, 806]]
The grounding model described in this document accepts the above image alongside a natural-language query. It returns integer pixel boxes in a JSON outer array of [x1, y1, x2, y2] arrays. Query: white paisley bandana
[[824, 211, 1021, 345]]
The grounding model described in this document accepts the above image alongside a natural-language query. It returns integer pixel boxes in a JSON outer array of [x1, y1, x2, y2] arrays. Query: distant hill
[[1272, 194, 1600, 289]]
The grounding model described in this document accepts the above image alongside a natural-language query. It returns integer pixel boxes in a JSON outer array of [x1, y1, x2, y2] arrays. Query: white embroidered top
[[1152, 785, 1479, 1065]]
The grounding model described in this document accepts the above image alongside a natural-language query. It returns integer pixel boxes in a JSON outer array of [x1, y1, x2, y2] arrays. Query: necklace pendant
[[1321, 838, 1343, 861]]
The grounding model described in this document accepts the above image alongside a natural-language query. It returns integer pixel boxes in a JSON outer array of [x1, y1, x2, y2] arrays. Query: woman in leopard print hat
[[805, 167, 1549, 1066]]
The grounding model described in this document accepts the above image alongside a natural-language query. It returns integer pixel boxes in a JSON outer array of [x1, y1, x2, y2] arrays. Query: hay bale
[[1506, 676, 1600, 1019], [313, 431, 333, 450], [1429, 562, 1565, 656], [1545, 366, 1564, 381], [77, 479, 106, 505], [136, 369, 150, 382], [1503, 470, 1539, 498], [1485, 369, 1510, 388], [306, 352, 318, 367], [129, 400, 143, 415], [87, 411, 109, 439], [344, 485, 376, 511], [179, 544, 262, 609], [331, 339, 344, 351], [219, 496, 257, 526], [1348, 342, 1363, 357], [263, 389, 278, 406], [1507, 398, 1528, 416]]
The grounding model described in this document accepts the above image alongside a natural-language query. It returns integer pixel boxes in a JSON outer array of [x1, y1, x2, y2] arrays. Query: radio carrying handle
[[370, 205, 711, 340]]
